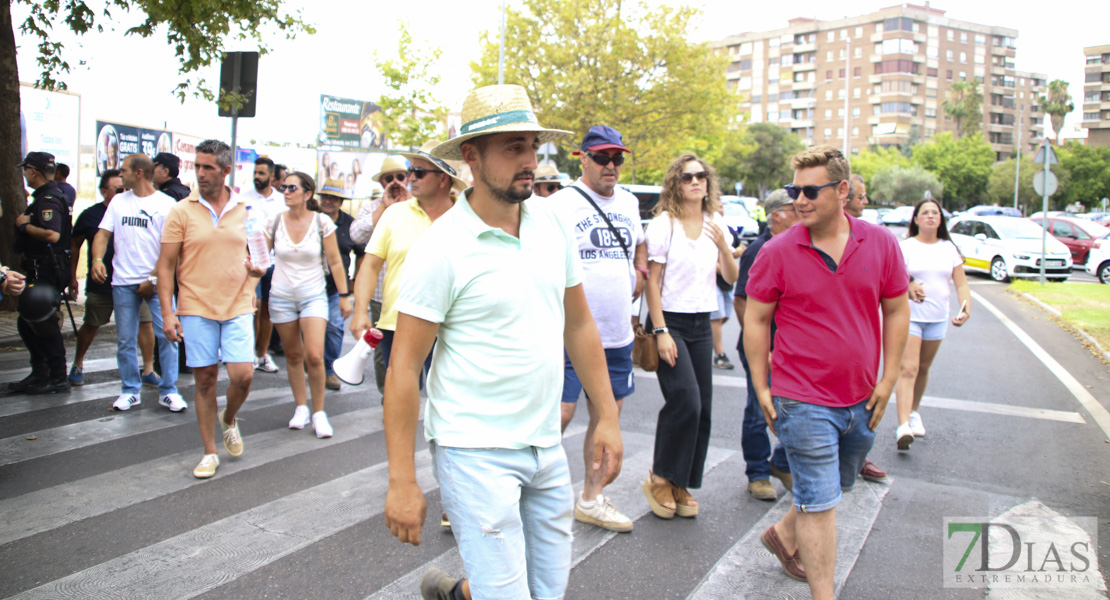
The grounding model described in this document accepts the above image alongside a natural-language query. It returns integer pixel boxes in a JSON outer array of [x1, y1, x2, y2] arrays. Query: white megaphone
[[334, 328, 385, 385]]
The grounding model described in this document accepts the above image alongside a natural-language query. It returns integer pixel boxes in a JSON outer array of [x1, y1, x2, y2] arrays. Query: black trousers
[[652, 311, 714, 489], [17, 263, 67, 375]]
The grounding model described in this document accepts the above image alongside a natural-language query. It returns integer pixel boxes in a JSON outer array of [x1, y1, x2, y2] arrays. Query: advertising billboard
[[95, 120, 173, 176], [318, 94, 387, 150], [20, 83, 81, 186], [316, 150, 392, 199]]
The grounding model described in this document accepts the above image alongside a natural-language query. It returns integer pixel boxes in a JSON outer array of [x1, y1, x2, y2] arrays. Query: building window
[[975, 34, 986, 45], [854, 87, 861, 98], [927, 67, 938, 77], [855, 47, 862, 58], [839, 68, 846, 78], [960, 52, 967, 64], [838, 108, 845, 118], [875, 59, 919, 74], [874, 43, 883, 55], [925, 107, 937, 118], [827, 31, 835, 42], [825, 90, 833, 100], [1084, 112, 1100, 121], [960, 31, 968, 43], [826, 69, 833, 81], [946, 69, 953, 81], [946, 49, 954, 61], [855, 26, 863, 38], [927, 46, 938, 58], [852, 107, 861, 117], [881, 101, 915, 114], [837, 127, 844, 137], [854, 66, 862, 78], [927, 87, 937, 97], [852, 126, 860, 137], [825, 108, 833, 118], [838, 88, 846, 98], [947, 29, 954, 41], [826, 50, 833, 61]]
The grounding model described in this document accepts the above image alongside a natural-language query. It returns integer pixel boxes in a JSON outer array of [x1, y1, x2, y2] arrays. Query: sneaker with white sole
[[312, 411, 333, 438], [159, 393, 187, 412], [111, 394, 141, 411], [420, 568, 460, 600], [909, 411, 926, 437], [254, 353, 279, 373], [289, 405, 310, 430], [575, 494, 633, 532], [218, 409, 244, 457], [193, 454, 219, 479], [896, 422, 915, 451]]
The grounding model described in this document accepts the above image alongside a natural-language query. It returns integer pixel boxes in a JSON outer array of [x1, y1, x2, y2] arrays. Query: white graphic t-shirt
[[99, 190, 177, 286], [549, 180, 644, 348]]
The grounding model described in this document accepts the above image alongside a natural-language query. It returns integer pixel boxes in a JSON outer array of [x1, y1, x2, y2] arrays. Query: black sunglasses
[[278, 184, 301, 192], [541, 183, 562, 194], [408, 167, 440, 180], [381, 172, 407, 185], [784, 180, 842, 200], [588, 153, 625, 167], [680, 171, 708, 184], [113, 187, 124, 194]]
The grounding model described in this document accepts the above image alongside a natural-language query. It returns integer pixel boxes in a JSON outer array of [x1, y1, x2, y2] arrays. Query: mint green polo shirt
[[396, 191, 583, 449]]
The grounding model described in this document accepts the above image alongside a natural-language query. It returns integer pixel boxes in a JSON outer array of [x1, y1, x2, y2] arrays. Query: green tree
[[1, 0, 312, 300], [707, 128, 755, 194], [850, 146, 912, 184], [987, 157, 1040, 214], [736, 122, 805, 199], [470, 0, 734, 183], [942, 81, 983, 138], [375, 23, 448, 150], [869, 165, 944, 207], [1038, 79, 1074, 146], [1055, 142, 1110, 209], [912, 132, 994, 206]]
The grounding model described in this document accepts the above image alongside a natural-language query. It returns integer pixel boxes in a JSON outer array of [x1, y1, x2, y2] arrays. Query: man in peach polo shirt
[[157, 139, 266, 479]]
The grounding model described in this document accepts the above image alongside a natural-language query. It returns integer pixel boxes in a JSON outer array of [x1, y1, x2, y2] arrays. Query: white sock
[[578, 493, 597, 509]]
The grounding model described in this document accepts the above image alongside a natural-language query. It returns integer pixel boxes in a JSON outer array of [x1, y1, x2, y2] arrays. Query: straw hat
[[397, 140, 469, 191], [534, 164, 572, 186], [318, 182, 352, 199], [371, 155, 410, 183], [430, 85, 572, 161]]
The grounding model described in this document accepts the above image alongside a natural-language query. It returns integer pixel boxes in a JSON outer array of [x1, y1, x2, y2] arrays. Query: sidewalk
[[0, 291, 113, 347]]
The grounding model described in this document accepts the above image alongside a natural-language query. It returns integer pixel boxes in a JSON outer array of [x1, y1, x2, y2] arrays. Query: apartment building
[[712, 3, 1046, 160], [1082, 45, 1110, 148]]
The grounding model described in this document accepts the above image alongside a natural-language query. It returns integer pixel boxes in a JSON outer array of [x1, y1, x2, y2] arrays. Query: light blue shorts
[[908, 319, 948, 341], [268, 290, 329, 324], [180, 313, 255, 367]]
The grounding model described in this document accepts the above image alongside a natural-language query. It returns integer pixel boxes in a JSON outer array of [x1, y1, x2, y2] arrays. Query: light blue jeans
[[112, 284, 178, 396], [431, 443, 574, 600]]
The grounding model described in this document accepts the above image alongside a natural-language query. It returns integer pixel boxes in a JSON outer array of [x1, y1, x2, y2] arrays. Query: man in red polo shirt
[[743, 146, 909, 599]]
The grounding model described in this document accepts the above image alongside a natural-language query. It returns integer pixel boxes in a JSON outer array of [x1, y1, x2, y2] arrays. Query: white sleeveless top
[[267, 212, 336, 302]]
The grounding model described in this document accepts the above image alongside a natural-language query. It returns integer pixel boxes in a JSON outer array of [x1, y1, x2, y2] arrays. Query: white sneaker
[[909, 411, 926, 437], [312, 411, 333, 439], [111, 394, 141, 411], [575, 494, 633, 533], [159, 393, 187, 412], [254, 353, 279, 373], [896, 422, 915, 451], [289, 405, 310, 429], [193, 454, 219, 479]]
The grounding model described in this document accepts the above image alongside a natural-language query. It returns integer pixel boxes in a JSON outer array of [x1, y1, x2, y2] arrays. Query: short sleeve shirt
[[73, 203, 113, 296], [396, 192, 583, 450], [745, 216, 908, 407], [98, 190, 177, 286], [367, 198, 444, 331], [645, 211, 728, 314], [326, 210, 366, 296], [900, 237, 963, 323]]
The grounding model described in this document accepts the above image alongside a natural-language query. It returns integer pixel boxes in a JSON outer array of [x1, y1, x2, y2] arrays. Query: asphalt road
[[0, 282, 1107, 599]]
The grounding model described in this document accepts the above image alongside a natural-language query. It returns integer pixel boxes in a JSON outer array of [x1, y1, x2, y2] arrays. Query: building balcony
[[794, 61, 817, 71], [793, 80, 816, 90], [794, 42, 817, 53], [788, 96, 817, 107], [791, 119, 815, 128], [991, 142, 1015, 152], [991, 46, 1015, 57]]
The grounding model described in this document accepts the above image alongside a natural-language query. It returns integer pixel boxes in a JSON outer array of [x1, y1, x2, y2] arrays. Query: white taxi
[[948, 215, 1072, 282], [1085, 237, 1110, 284]]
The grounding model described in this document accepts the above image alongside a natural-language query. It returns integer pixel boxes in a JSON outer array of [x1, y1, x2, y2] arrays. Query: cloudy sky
[[13, 0, 1101, 149]]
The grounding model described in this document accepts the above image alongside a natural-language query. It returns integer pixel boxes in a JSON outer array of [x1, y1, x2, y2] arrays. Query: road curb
[[1017, 292, 1110, 364]]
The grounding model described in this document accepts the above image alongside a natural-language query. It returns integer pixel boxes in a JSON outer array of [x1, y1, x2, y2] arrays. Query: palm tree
[[1038, 79, 1074, 145], [943, 81, 983, 138]]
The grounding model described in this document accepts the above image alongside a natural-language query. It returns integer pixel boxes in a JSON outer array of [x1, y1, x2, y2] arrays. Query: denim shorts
[[255, 265, 275, 300], [909, 319, 948, 341], [773, 396, 876, 513], [268, 290, 329, 324], [561, 342, 634, 403], [180, 313, 255, 367], [709, 287, 732, 320]]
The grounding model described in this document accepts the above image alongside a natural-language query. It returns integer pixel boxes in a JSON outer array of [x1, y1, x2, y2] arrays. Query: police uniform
[[16, 179, 72, 391], [159, 178, 191, 201]]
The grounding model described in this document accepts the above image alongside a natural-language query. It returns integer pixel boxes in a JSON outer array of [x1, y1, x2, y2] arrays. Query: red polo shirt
[[745, 215, 908, 407]]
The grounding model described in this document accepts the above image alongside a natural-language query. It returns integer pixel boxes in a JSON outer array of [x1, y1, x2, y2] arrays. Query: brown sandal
[[642, 471, 676, 519], [672, 486, 698, 517]]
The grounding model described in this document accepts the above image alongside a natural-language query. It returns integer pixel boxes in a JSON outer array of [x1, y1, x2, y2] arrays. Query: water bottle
[[245, 205, 272, 269]]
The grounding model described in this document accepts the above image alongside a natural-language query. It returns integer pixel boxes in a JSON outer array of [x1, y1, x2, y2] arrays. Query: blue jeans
[[324, 292, 344, 375], [432, 443, 573, 600], [112, 285, 178, 396], [738, 350, 790, 481], [773, 396, 877, 513]]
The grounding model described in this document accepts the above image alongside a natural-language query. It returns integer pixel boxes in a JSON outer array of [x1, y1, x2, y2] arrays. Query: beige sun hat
[[371, 155, 410, 183], [430, 85, 572, 161], [533, 164, 572, 186], [397, 140, 469, 191]]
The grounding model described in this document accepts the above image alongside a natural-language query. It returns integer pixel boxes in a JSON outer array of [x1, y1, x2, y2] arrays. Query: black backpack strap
[[570, 186, 631, 261]]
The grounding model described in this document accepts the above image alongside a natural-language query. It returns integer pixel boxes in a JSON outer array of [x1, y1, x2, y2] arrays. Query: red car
[[1028, 215, 1110, 265]]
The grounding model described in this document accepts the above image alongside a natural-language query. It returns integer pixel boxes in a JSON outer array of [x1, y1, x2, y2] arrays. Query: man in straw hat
[[530, 163, 569, 197], [382, 85, 624, 600]]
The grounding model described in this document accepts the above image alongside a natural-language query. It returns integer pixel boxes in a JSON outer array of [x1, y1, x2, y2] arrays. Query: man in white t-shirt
[[241, 157, 285, 374], [90, 153, 184, 413], [548, 125, 646, 533]]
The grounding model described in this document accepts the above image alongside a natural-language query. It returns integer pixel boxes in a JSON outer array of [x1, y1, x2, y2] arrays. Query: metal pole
[[1039, 140, 1049, 285], [843, 38, 850, 156], [229, 53, 241, 190], [1013, 104, 1023, 211], [498, 0, 507, 85]]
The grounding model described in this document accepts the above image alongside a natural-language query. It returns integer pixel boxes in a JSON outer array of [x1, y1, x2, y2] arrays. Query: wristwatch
[[148, 275, 158, 286], [652, 326, 669, 335]]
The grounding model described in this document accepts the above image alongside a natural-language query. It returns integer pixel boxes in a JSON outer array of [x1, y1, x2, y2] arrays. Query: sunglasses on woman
[[588, 153, 625, 167], [380, 172, 407, 185], [278, 184, 301, 192], [679, 171, 708, 184], [783, 180, 842, 200]]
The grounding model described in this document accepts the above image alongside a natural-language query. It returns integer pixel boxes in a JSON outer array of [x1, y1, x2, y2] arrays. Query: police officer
[[152, 153, 191, 201], [11, 151, 72, 394]]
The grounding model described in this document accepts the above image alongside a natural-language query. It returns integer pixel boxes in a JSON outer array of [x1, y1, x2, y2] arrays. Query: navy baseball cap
[[573, 125, 631, 155], [152, 153, 181, 171], [17, 151, 55, 172]]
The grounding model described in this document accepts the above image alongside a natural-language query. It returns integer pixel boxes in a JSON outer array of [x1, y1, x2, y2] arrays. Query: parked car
[[621, 184, 662, 224], [860, 208, 881, 225], [1084, 238, 1110, 284], [966, 205, 1023, 218], [1027, 215, 1110, 265], [949, 216, 1072, 282], [881, 205, 915, 226], [721, 200, 761, 241], [1028, 211, 1070, 219]]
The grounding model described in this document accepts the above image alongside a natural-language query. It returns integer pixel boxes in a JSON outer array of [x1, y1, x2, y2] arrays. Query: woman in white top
[[641, 154, 738, 519], [894, 198, 971, 451], [266, 172, 352, 438]]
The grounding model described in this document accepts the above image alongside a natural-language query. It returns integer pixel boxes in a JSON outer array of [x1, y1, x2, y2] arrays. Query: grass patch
[[1009, 280, 1110, 353]]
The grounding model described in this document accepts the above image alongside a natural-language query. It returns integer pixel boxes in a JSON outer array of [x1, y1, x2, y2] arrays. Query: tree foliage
[[849, 146, 912, 184], [942, 81, 983, 138], [911, 132, 993, 206], [469, 0, 734, 184], [869, 165, 943, 207], [987, 156, 1044, 215], [1055, 142, 1110, 209], [375, 23, 448, 150], [735, 122, 805, 199], [1038, 79, 1074, 145]]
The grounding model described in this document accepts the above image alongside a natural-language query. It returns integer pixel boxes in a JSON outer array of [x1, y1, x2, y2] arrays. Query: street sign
[[734, 182, 743, 193], [1033, 169, 1058, 196], [1033, 139, 1058, 165]]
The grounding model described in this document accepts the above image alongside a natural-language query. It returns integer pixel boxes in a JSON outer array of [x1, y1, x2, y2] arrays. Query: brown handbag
[[633, 258, 666, 372]]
